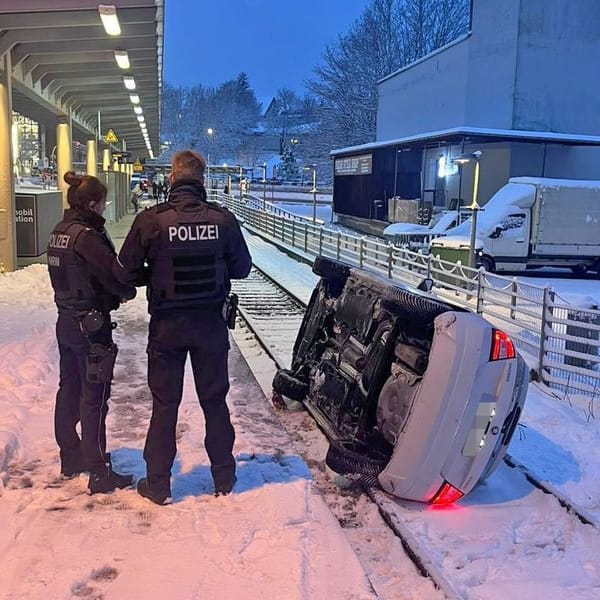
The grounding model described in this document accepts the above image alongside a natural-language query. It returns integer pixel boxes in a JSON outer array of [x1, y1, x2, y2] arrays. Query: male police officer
[[116, 150, 252, 505]]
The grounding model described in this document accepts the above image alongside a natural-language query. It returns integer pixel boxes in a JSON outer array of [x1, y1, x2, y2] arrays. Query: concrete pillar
[[86, 139, 97, 176], [56, 118, 72, 208], [0, 52, 16, 272], [112, 157, 119, 172], [102, 148, 110, 172]]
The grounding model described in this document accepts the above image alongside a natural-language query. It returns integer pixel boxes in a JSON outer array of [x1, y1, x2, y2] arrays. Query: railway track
[[232, 264, 600, 598]]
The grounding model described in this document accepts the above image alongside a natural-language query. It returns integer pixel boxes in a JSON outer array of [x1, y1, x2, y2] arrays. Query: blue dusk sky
[[163, 0, 371, 102]]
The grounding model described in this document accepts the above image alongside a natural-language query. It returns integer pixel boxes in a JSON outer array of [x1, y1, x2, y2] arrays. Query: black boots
[[214, 475, 237, 497], [88, 454, 134, 494], [137, 478, 172, 505]]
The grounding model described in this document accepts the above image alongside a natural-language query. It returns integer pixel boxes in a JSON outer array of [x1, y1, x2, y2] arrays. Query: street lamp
[[451, 151, 482, 268], [260, 162, 267, 205], [304, 164, 317, 223], [206, 127, 215, 187]]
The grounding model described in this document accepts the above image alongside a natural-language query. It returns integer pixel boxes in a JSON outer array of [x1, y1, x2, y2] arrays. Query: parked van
[[430, 177, 600, 274]]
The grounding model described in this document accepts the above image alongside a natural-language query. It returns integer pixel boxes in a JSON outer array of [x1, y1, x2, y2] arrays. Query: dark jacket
[[47, 208, 136, 313], [115, 178, 252, 313]]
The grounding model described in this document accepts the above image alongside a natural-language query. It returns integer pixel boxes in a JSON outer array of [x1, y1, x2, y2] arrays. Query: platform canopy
[[0, 0, 163, 158]]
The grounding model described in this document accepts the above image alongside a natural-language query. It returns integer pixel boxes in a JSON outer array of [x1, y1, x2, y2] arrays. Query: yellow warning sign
[[133, 161, 143, 172], [104, 129, 119, 144]]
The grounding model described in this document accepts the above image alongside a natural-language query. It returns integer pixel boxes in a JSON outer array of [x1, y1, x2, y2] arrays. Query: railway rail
[[232, 264, 600, 599]]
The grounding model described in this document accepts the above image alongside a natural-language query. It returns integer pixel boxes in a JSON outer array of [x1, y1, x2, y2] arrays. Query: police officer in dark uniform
[[47, 171, 136, 494], [116, 150, 251, 505]]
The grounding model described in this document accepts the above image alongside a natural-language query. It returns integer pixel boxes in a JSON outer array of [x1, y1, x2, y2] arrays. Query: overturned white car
[[273, 257, 528, 504]]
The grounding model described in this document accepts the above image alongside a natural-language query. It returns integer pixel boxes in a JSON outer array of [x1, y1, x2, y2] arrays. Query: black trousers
[[54, 313, 113, 473], [144, 310, 234, 495]]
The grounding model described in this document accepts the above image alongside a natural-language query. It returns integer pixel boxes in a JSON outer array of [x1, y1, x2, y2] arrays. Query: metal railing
[[212, 190, 600, 398]]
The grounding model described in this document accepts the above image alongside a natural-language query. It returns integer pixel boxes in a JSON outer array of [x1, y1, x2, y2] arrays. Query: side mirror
[[489, 226, 502, 239], [417, 278, 434, 293]]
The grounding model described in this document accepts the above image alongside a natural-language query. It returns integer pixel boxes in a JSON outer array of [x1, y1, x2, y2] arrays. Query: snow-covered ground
[[2, 216, 600, 598]]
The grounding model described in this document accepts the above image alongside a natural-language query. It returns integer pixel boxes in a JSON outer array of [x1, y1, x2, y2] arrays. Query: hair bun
[[64, 171, 82, 186]]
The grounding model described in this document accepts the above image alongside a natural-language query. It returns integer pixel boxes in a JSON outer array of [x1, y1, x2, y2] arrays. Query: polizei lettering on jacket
[[48, 233, 71, 249], [168, 224, 219, 242]]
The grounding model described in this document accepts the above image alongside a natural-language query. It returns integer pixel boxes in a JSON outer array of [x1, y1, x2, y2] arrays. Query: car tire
[[312, 256, 350, 282], [272, 369, 309, 401], [478, 255, 495, 273], [325, 440, 388, 478], [571, 264, 588, 275]]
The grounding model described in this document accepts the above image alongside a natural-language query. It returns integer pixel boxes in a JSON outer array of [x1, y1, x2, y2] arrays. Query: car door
[[486, 212, 530, 271]]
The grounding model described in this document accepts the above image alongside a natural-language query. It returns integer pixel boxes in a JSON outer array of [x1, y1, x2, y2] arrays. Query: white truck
[[430, 177, 600, 274]]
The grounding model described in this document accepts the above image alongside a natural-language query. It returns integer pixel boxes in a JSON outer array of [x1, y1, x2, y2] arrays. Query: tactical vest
[[47, 221, 100, 311], [149, 204, 227, 310]]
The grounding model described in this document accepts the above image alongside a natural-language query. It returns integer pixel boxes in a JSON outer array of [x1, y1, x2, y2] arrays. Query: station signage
[[334, 153, 373, 176], [104, 128, 119, 144]]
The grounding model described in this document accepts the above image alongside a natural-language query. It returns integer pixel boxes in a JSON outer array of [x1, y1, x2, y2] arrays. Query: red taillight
[[431, 482, 464, 505], [490, 329, 516, 361]]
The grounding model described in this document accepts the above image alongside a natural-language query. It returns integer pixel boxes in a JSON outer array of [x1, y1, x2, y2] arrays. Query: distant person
[[115, 150, 252, 505], [130, 183, 143, 212], [47, 171, 135, 494], [152, 179, 158, 199], [223, 184, 229, 195]]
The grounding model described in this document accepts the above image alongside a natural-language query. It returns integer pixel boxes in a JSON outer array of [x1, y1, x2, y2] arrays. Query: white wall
[[377, 38, 470, 140], [377, 0, 600, 139]]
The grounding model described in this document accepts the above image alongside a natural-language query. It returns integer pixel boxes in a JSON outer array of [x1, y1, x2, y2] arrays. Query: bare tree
[[308, 0, 470, 153]]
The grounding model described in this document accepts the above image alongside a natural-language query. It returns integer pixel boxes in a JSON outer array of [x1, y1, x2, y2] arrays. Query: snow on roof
[[510, 176, 600, 189], [330, 127, 600, 157]]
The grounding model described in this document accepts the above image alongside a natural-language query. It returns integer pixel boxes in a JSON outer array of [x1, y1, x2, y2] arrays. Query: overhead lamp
[[114, 49, 130, 69], [129, 94, 140, 104], [149, 150, 155, 160], [133, 106, 143, 115], [123, 76, 136, 90], [137, 115, 145, 123], [98, 5, 121, 36]]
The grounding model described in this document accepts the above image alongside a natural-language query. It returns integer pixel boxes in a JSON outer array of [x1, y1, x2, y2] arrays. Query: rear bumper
[[378, 312, 527, 502]]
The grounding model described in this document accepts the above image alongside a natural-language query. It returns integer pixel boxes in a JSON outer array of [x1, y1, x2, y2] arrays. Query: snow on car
[[273, 257, 528, 504]]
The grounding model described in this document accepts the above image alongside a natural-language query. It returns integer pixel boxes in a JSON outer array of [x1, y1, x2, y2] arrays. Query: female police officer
[[47, 171, 135, 494]]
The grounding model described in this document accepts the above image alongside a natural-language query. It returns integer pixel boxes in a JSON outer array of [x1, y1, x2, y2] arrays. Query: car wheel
[[312, 256, 350, 282], [571, 264, 588, 275], [478, 255, 495, 272], [272, 369, 309, 401], [325, 440, 388, 478]]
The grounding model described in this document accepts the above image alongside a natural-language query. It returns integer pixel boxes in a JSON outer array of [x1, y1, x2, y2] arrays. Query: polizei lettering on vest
[[48, 233, 71, 249], [168, 224, 220, 242]]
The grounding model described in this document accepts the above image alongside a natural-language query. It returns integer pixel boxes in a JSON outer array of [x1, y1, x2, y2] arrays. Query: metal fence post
[[359, 237, 365, 268], [291, 220, 296, 248], [537, 286, 554, 384], [304, 223, 308, 253], [510, 278, 518, 320], [427, 253, 433, 280], [387, 243, 394, 279], [336, 232, 341, 260], [318, 228, 324, 256], [476, 267, 485, 314]]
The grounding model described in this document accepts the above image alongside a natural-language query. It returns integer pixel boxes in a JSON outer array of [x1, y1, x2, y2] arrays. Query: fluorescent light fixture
[[133, 106, 143, 115], [129, 94, 140, 104], [123, 76, 136, 90], [114, 49, 130, 69], [98, 5, 121, 36], [149, 150, 155, 159], [137, 115, 145, 123]]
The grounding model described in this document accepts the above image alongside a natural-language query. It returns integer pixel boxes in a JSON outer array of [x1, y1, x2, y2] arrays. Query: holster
[[86, 342, 118, 384], [222, 293, 239, 330]]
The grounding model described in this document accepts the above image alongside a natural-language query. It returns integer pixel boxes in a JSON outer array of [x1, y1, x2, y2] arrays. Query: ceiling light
[[114, 49, 130, 69], [123, 76, 136, 90], [129, 94, 140, 104], [134, 106, 143, 115], [98, 5, 121, 36], [149, 150, 155, 159], [137, 115, 145, 123]]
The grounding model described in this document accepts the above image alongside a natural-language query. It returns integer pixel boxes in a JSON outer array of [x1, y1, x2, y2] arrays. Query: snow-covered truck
[[430, 177, 600, 274]]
